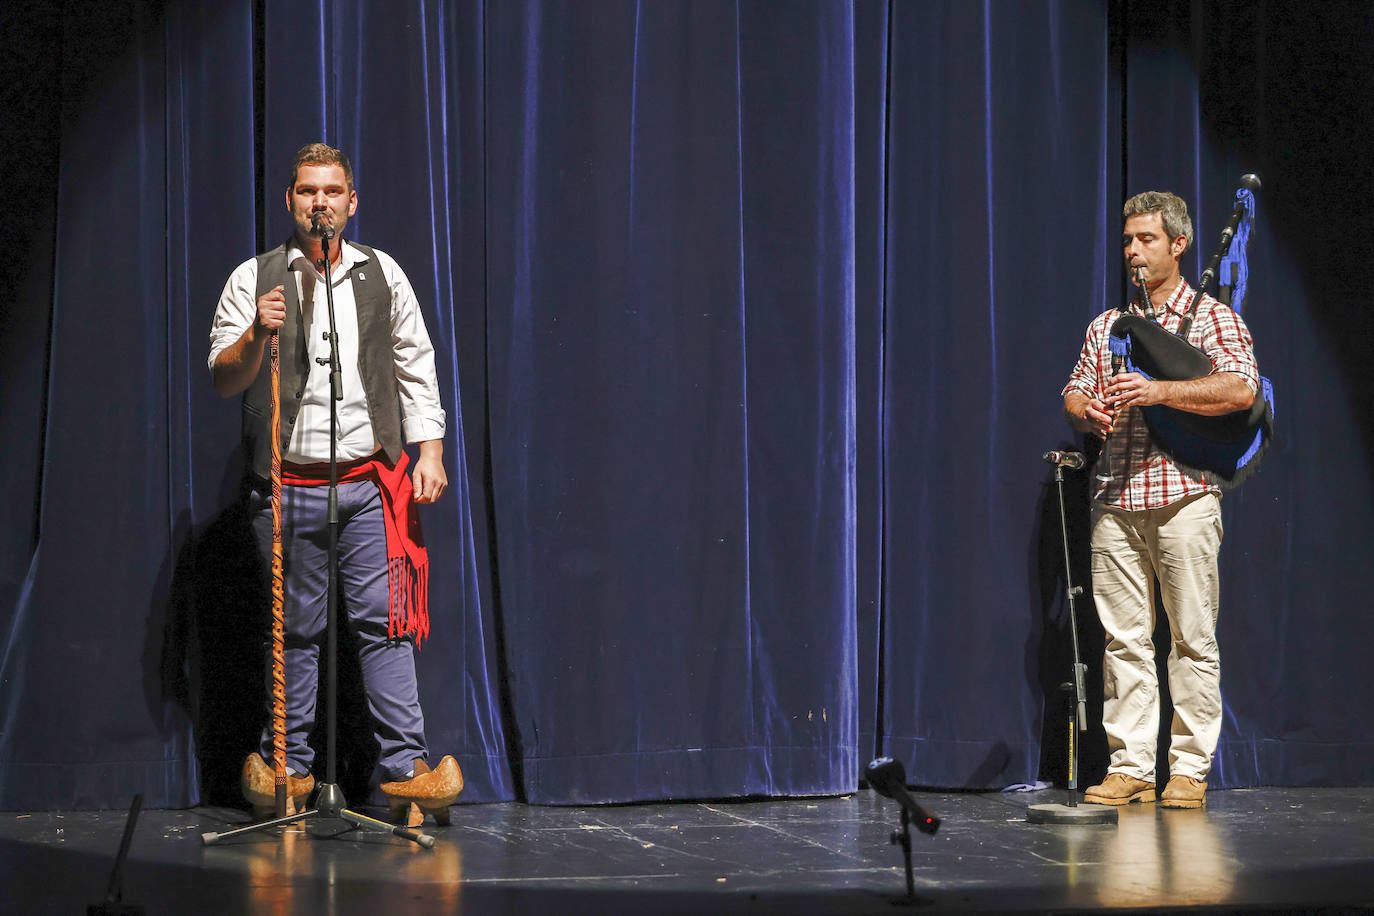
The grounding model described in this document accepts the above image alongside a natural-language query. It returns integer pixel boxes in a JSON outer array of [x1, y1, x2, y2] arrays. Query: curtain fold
[[483, 0, 857, 803], [0, 0, 197, 809], [877, 0, 1117, 787]]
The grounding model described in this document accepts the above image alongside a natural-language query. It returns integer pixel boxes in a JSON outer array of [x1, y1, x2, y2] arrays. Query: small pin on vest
[[358, 271, 366, 280]]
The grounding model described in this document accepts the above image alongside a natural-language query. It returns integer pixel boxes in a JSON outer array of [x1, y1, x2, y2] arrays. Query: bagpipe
[[1107, 175, 1275, 489]]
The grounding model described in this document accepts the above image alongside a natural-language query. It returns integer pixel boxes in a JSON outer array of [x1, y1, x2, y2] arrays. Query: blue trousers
[[251, 477, 428, 780]]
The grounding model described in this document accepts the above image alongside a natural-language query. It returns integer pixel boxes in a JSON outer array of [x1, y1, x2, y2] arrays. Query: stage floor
[[2, 787, 1371, 914]]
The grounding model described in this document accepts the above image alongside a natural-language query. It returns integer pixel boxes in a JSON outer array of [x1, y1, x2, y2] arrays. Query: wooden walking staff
[[269, 328, 289, 818]]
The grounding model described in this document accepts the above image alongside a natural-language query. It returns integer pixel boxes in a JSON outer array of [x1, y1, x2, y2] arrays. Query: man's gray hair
[[1123, 191, 1193, 252]]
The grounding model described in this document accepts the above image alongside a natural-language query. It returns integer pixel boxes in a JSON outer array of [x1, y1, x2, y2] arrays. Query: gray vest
[[243, 241, 404, 479]]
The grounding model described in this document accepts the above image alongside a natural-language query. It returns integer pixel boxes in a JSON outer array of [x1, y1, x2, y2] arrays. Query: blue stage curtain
[[852, 0, 891, 774], [0, 0, 203, 810], [481, 0, 858, 802], [1120, 0, 1374, 789], [0, 0, 513, 808], [875, 0, 1120, 787], [2, 0, 1373, 810]]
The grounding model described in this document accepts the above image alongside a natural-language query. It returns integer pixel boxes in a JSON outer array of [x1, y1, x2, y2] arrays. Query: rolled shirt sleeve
[[208, 258, 260, 373], [1062, 313, 1110, 401], [375, 248, 447, 444], [1198, 302, 1260, 395]]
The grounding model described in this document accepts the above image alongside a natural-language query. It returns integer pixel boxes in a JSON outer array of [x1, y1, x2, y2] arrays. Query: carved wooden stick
[[270, 328, 288, 818]]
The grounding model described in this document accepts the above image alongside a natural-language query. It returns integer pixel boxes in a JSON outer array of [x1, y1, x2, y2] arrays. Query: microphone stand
[[865, 756, 939, 905], [204, 229, 433, 849], [1027, 451, 1116, 825], [891, 808, 916, 904]]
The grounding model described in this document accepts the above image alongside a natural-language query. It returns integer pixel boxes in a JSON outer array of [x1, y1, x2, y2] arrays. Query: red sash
[[282, 451, 430, 646]]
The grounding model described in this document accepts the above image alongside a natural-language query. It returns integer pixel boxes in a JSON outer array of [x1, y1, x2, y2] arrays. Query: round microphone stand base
[[1026, 800, 1118, 825]]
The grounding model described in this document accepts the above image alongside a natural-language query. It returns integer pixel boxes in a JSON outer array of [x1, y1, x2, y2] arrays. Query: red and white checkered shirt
[[1063, 279, 1259, 511]]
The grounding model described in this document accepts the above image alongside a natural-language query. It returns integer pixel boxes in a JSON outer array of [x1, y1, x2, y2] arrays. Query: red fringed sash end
[[373, 452, 430, 648], [387, 555, 430, 646], [284, 450, 431, 648]]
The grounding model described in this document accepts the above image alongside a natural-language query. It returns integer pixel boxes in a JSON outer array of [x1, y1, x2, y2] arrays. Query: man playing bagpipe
[[1062, 191, 1260, 810]]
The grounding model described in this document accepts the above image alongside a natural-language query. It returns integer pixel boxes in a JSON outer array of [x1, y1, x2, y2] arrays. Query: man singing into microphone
[[209, 143, 461, 824], [1062, 191, 1259, 809]]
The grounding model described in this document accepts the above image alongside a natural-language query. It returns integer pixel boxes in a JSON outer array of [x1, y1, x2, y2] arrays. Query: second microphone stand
[[204, 229, 433, 849], [1028, 452, 1116, 825]]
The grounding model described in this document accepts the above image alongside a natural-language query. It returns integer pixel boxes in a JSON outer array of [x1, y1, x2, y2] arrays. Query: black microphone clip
[[1042, 450, 1086, 470]]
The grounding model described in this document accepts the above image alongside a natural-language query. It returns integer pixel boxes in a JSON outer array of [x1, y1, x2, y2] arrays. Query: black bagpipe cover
[[1109, 314, 1273, 487]]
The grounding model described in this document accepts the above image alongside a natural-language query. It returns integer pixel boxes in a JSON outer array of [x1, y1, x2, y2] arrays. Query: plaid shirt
[[1063, 278, 1260, 510]]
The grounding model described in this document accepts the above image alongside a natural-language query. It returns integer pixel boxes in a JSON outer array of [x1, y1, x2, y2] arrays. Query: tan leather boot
[[241, 752, 315, 818], [1160, 775, 1207, 809], [380, 755, 463, 826], [1083, 772, 1156, 806]]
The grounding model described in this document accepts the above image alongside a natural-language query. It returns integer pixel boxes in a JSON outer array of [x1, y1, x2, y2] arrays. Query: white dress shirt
[[209, 239, 446, 464]]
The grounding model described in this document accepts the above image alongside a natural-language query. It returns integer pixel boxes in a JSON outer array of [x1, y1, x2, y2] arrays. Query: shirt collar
[[1132, 276, 1195, 320], [285, 237, 369, 277]]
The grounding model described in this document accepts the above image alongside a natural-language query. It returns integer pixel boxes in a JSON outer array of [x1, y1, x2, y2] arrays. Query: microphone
[[311, 212, 336, 240], [865, 757, 940, 835], [1239, 173, 1261, 192], [1042, 450, 1086, 470]]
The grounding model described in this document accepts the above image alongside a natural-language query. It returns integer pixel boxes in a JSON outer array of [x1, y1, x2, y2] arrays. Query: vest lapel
[[292, 256, 317, 345]]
